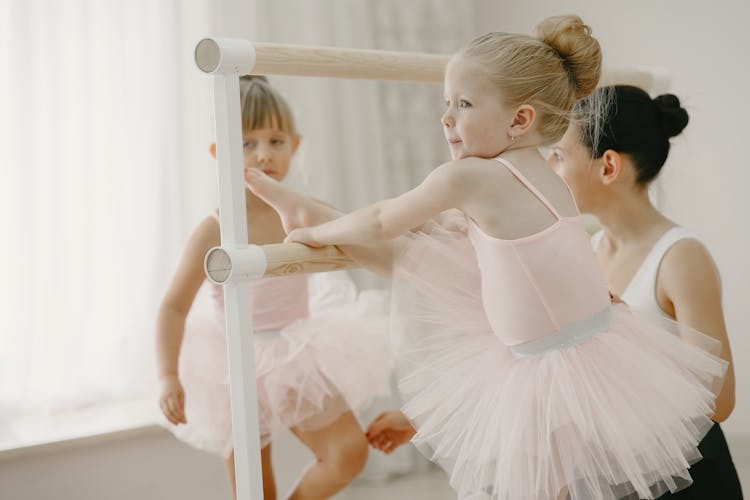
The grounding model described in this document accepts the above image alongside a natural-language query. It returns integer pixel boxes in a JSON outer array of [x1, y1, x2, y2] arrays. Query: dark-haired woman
[[550, 85, 742, 499]]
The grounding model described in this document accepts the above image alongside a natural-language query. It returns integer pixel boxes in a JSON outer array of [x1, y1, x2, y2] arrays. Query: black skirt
[[654, 423, 743, 499]]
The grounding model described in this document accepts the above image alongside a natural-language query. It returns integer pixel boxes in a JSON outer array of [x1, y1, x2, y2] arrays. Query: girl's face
[[441, 59, 514, 160], [547, 123, 602, 213], [242, 126, 300, 182]]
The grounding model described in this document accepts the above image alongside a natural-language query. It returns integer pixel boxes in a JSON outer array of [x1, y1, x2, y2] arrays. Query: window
[[0, 0, 217, 444]]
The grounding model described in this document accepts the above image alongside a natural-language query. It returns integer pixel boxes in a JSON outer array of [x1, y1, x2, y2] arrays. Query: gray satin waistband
[[509, 306, 612, 359]]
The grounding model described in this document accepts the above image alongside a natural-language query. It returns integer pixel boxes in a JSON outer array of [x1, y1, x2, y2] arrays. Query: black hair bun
[[653, 94, 689, 138]]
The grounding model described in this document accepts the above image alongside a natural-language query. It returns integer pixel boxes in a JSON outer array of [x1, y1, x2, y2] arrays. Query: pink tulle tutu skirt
[[391, 213, 727, 500], [169, 287, 392, 458]]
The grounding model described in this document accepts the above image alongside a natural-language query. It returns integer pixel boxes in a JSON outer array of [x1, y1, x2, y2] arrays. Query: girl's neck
[[596, 188, 673, 250], [497, 145, 545, 166]]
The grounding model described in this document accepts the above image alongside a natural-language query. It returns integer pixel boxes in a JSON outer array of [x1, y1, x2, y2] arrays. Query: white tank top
[[591, 227, 699, 319]]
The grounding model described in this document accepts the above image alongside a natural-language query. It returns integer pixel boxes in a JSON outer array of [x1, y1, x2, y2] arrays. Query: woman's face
[[548, 123, 603, 214]]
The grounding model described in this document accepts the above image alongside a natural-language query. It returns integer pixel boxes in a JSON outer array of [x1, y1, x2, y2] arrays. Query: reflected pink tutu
[[170, 281, 392, 459], [391, 211, 727, 500]]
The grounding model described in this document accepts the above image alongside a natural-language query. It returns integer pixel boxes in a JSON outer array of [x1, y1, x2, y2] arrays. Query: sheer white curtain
[[0, 0, 218, 432]]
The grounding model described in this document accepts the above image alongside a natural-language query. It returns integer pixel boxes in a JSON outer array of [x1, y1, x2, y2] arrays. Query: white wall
[[473, 0, 750, 441]]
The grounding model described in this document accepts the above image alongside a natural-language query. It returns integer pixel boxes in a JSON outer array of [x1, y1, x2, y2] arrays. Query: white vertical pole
[[197, 38, 263, 500]]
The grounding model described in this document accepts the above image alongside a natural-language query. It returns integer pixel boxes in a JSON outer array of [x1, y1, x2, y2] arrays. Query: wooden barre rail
[[252, 43, 447, 83], [252, 42, 664, 90], [252, 43, 663, 89], [261, 243, 357, 277], [197, 39, 667, 91]]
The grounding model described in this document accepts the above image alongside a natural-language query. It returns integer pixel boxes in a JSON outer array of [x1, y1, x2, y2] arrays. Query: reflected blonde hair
[[456, 15, 602, 143]]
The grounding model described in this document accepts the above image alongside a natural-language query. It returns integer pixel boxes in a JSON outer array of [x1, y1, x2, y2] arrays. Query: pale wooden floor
[[334, 454, 750, 500], [1, 425, 746, 500], [334, 468, 455, 500]]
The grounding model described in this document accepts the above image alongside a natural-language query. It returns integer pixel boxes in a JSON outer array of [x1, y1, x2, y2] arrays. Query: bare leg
[[247, 169, 402, 276], [286, 411, 369, 500], [262, 445, 278, 500], [225, 446, 277, 500]]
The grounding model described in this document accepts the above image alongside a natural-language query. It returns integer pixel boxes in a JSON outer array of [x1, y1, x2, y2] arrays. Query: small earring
[[510, 130, 516, 143]]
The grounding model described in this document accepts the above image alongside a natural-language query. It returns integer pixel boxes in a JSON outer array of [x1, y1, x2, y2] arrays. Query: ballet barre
[[195, 38, 669, 89], [204, 243, 356, 284], [195, 37, 668, 500]]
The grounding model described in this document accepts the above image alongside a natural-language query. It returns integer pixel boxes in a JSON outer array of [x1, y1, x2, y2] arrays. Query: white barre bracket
[[195, 38, 256, 75], [205, 245, 268, 285]]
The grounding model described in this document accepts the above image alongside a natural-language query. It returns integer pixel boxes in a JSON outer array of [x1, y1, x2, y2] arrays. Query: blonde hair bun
[[534, 15, 601, 99]]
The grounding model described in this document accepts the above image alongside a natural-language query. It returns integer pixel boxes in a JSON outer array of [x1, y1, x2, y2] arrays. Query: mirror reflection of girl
[[155, 76, 391, 500], [549, 85, 741, 499]]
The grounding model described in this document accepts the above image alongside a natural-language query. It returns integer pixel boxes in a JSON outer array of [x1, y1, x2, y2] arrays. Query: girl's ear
[[510, 104, 536, 138], [599, 149, 622, 186], [209, 143, 217, 159], [291, 135, 301, 154]]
